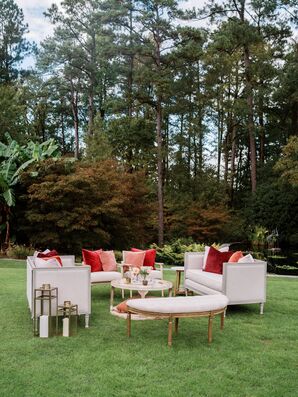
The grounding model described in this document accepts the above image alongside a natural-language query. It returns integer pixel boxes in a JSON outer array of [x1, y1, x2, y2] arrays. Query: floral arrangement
[[139, 267, 149, 280], [131, 267, 140, 276]]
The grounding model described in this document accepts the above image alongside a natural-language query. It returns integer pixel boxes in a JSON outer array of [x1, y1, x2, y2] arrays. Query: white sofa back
[[27, 256, 91, 317]]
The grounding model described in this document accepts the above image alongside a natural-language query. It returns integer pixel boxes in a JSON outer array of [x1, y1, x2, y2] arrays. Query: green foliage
[[242, 177, 298, 245], [0, 0, 32, 82], [152, 238, 206, 266], [250, 225, 269, 246], [0, 84, 28, 140], [0, 134, 60, 208], [6, 243, 34, 259], [274, 136, 298, 187], [16, 159, 155, 254], [0, 134, 60, 248]]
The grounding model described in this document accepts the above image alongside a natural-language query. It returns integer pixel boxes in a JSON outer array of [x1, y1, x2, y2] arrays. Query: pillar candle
[[39, 315, 49, 338], [63, 317, 69, 337]]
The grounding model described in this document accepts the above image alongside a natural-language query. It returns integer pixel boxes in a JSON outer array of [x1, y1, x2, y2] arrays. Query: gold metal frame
[[126, 306, 227, 346]]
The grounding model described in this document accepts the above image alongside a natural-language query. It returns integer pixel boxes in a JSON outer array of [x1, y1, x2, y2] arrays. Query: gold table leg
[[110, 286, 115, 311], [208, 314, 213, 343], [168, 316, 173, 347]]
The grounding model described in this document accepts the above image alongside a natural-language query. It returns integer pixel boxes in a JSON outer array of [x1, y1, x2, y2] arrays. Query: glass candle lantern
[[33, 284, 58, 337], [57, 301, 78, 337]]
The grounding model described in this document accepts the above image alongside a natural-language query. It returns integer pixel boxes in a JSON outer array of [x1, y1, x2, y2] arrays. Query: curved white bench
[[126, 295, 229, 346]]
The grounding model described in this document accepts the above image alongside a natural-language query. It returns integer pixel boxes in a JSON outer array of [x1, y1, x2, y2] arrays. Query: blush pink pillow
[[124, 251, 146, 268], [228, 251, 243, 263], [99, 250, 117, 271], [131, 248, 156, 269]]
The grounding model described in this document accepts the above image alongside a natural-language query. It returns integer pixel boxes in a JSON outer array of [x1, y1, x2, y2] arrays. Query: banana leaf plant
[[0, 134, 60, 250]]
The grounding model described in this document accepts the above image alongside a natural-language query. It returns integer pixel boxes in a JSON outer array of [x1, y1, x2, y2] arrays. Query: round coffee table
[[110, 279, 173, 319]]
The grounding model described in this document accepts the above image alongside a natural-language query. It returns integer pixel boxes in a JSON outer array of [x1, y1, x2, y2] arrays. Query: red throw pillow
[[228, 251, 243, 263], [204, 246, 233, 274], [131, 248, 156, 270], [37, 250, 59, 258], [82, 249, 103, 272]]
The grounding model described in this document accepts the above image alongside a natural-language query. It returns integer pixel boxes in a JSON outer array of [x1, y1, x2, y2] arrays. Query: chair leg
[[220, 312, 224, 330], [121, 289, 125, 299], [260, 303, 264, 315], [174, 317, 179, 335], [168, 316, 173, 347], [85, 314, 89, 328], [208, 314, 213, 343], [127, 312, 131, 337]]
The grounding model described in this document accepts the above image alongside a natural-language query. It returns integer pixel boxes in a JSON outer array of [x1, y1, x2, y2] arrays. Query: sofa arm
[[222, 261, 267, 305], [184, 252, 204, 273], [154, 262, 164, 279]]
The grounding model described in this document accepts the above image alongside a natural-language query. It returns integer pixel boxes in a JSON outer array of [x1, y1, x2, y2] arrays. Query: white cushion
[[203, 246, 229, 269], [148, 270, 162, 279], [127, 295, 229, 314], [238, 254, 254, 263], [34, 258, 61, 268], [186, 269, 222, 292], [91, 271, 122, 283]]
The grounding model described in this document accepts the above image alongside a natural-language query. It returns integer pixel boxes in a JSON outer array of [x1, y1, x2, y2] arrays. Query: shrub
[[16, 159, 155, 255], [6, 244, 35, 259], [152, 238, 206, 266]]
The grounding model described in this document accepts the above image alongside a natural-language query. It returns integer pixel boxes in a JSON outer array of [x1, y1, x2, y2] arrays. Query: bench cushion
[[91, 271, 121, 283], [186, 269, 222, 292], [127, 295, 228, 314]]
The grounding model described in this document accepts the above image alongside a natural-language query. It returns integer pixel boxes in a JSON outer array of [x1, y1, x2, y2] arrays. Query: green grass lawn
[[0, 259, 297, 397]]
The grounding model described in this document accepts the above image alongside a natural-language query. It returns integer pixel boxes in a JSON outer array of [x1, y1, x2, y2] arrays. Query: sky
[[15, 0, 206, 44]]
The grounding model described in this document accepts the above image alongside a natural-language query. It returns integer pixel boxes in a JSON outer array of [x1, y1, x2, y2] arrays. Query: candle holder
[[33, 285, 58, 337], [57, 301, 78, 337]]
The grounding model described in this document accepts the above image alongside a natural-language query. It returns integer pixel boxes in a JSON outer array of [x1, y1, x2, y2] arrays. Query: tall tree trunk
[[244, 45, 257, 192], [217, 94, 223, 180], [223, 130, 229, 184], [292, 101, 298, 136], [239, 1, 257, 192], [70, 81, 79, 159], [87, 31, 96, 136], [155, 8, 164, 246], [258, 85, 265, 165], [230, 122, 237, 203], [60, 111, 66, 154], [128, 2, 134, 118], [156, 99, 164, 246], [164, 114, 169, 180]]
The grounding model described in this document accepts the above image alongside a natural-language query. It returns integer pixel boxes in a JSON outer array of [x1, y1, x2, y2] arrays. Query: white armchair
[[27, 256, 91, 327]]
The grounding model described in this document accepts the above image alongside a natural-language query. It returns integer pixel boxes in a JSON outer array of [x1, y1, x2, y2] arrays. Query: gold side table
[[33, 284, 58, 337], [171, 267, 185, 296]]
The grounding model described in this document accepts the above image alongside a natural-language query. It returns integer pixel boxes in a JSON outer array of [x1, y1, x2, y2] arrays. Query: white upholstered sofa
[[27, 255, 91, 327], [184, 252, 267, 314]]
